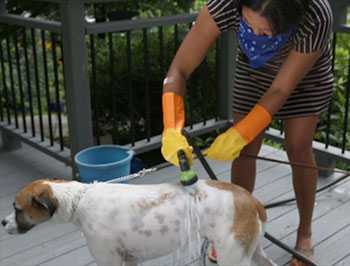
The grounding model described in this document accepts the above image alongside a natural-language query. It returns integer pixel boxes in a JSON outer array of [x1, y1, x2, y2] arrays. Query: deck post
[[0, 0, 22, 151], [60, 0, 94, 178], [0, 130, 22, 151], [217, 31, 237, 121], [0, 0, 6, 14], [330, 0, 348, 29], [316, 0, 349, 177]]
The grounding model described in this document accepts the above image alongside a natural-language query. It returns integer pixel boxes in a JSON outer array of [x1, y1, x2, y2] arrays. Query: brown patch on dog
[[51, 178, 69, 183], [15, 180, 58, 222], [136, 192, 177, 210], [206, 180, 266, 254], [253, 197, 267, 223]]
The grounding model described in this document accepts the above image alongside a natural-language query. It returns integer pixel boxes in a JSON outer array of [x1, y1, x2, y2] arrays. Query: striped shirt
[[207, 0, 334, 118]]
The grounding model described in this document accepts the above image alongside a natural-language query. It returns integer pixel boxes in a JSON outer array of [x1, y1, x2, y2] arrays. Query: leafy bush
[[316, 33, 350, 149], [88, 24, 217, 144]]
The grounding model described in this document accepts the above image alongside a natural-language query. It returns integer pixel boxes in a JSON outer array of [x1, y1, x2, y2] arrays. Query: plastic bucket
[[74, 145, 134, 183]]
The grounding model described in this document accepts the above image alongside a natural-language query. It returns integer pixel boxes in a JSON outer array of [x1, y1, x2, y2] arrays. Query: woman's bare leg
[[231, 112, 265, 193], [284, 116, 319, 265]]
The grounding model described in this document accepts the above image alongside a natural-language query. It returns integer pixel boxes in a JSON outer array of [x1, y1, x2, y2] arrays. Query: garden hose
[[178, 149, 198, 186], [181, 128, 318, 266]]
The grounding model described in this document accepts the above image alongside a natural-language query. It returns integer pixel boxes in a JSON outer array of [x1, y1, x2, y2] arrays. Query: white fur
[[3, 180, 276, 266]]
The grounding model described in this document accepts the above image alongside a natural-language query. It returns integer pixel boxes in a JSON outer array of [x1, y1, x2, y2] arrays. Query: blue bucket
[[74, 145, 134, 183]]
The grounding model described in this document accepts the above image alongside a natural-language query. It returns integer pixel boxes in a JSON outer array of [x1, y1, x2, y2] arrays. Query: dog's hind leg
[[215, 240, 252, 266], [251, 241, 276, 266]]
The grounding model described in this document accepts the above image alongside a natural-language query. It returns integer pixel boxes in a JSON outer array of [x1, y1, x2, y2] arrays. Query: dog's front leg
[[123, 260, 137, 266], [92, 253, 123, 266], [85, 239, 124, 266], [89, 246, 138, 266], [94, 255, 137, 266]]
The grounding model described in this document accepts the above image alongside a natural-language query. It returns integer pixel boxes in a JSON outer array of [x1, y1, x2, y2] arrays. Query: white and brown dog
[[1, 179, 275, 266]]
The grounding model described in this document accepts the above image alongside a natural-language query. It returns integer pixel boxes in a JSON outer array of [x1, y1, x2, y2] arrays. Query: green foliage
[[88, 25, 217, 144], [193, 0, 207, 11], [263, 139, 283, 150], [0, 30, 65, 117], [2, 1, 350, 156], [315, 33, 350, 149], [88, 0, 194, 20], [6, 0, 59, 18]]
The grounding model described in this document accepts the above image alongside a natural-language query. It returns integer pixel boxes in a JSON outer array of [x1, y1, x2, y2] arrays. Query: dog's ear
[[32, 192, 57, 217]]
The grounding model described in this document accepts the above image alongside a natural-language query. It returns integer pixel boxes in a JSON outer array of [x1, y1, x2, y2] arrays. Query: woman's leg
[[231, 112, 265, 192], [283, 116, 319, 263]]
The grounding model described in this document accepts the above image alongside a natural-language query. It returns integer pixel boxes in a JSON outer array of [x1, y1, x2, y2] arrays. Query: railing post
[[0, 0, 6, 14], [0, 131, 22, 151], [0, 0, 21, 151], [329, 0, 348, 29], [217, 31, 237, 121], [318, 0, 348, 177], [60, 0, 93, 176]]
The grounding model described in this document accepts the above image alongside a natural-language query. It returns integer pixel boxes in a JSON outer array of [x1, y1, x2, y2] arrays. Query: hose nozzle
[[177, 150, 198, 186]]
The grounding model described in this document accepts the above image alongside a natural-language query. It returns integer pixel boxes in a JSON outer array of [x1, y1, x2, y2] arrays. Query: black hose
[[265, 172, 350, 209], [182, 129, 217, 180], [265, 233, 317, 266]]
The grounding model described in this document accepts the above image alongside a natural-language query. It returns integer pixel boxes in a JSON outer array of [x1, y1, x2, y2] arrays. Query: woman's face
[[241, 6, 273, 36]]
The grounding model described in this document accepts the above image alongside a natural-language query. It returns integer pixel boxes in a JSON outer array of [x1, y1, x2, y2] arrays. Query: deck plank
[[1, 143, 350, 266], [265, 182, 350, 265]]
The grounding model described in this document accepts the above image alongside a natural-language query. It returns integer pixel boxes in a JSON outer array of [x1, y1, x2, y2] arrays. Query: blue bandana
[[237, 18, 293, 69]]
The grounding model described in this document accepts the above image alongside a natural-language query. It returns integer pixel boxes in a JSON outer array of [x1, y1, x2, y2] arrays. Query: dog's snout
[[1, 219, 7, 227]]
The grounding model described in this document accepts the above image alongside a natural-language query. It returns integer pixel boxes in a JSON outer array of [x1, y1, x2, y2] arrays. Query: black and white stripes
[[207, 0, 240, 32], [207, 0, 334, 119], [293, 0, 333, 53]]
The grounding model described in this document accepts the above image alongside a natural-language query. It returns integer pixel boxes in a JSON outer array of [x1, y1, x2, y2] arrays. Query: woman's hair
[[240, 0, 311, 34]]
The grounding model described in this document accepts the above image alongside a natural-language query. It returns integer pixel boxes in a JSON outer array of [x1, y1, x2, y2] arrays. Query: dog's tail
[[254, 197, 267, 224]]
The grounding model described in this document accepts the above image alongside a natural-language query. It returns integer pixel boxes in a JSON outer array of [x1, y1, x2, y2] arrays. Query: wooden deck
[[1, 143, 350, 266]]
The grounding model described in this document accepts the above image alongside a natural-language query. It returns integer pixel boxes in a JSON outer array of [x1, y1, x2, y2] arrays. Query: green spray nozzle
[[177, 150, 198, 186]]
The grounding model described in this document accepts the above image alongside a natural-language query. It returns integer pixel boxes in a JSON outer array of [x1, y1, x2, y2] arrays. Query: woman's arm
[[259, 49, 322, 115], [205, 49, 323, 161], [163, 6, 221, 96], [161, 6, 221, 166]]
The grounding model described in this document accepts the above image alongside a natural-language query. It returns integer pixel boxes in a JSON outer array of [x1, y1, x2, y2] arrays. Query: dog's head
[[1, 179, 58, 234]]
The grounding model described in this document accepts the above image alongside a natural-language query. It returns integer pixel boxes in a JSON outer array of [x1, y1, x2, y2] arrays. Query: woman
[[161, 0, 333, 265]]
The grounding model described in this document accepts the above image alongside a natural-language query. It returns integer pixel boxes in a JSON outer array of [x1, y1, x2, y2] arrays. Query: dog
[[1, 178, 276, 266]]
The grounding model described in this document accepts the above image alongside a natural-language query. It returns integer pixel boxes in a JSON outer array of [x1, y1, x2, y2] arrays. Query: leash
[[182, 129, 319, 266], [105, 162, 172, 183]]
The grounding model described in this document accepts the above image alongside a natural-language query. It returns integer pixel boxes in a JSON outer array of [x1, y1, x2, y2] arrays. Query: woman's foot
[[290, 232, 315, 266], [290, 247, 315, 266]]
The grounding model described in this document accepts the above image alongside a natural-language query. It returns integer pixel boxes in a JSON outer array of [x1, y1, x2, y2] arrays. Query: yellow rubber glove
[[205, 128, 246, 161], [161, 128, 193, 166], [205, 104, 272, 161], [161, 92, 192, 166]]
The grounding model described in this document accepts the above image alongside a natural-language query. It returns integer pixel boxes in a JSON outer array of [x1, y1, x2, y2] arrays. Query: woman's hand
[[161, 6, 220, 166], [204, 127, 246, 161], [161, 128, 193, 166], [205, 104, 272, 161]]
